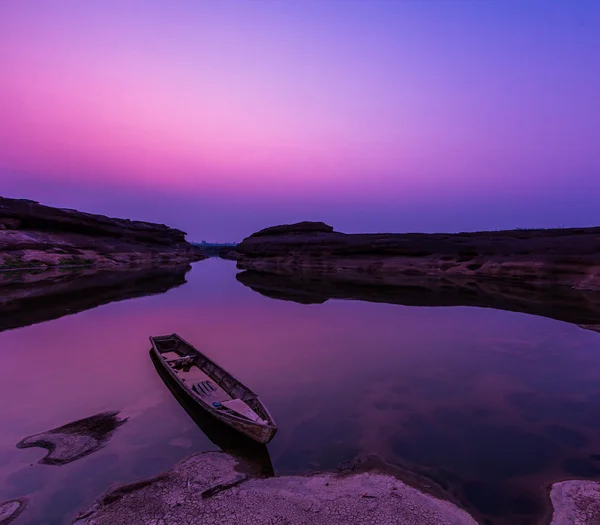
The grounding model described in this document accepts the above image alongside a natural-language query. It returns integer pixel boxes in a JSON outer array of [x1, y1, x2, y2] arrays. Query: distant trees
[[191, 241, 238, 247]]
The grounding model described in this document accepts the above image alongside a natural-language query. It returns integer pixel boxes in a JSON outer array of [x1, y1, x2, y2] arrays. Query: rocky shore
[[236, 222, 600, 292], [71, 452, 478, 525], [235, 222, 600, 329], [550, 480, 600, 524], [69, 451, 600, 525], [0, 196, 204, 271]]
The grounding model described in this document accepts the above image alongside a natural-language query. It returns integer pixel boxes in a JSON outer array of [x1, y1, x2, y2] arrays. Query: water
[[2, 259, 600, 525]]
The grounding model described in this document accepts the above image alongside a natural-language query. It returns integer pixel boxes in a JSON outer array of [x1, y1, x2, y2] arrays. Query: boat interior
[[152, 335, 270, 424]]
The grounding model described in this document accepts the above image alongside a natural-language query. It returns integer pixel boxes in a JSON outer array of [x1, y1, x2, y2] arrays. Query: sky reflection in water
[[1, 260, 600, 524]]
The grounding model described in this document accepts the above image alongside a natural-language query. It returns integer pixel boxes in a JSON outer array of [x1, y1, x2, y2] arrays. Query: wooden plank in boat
[[221, 399, 263, 422], [181, 368, 231, 404]]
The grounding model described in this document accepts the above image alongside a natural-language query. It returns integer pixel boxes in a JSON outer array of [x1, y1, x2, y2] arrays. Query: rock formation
[[237, 222, 600, 292], [71, 452, 478, 525], [0, 196, 204, 270], [16, 411, 127, 466], [550, 480, 600, 524], [0, 498, 27, 525], [235, 223, 600, 315]]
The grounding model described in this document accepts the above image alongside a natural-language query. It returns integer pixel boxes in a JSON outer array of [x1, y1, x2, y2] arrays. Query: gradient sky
[[1, 1, 599, 241]]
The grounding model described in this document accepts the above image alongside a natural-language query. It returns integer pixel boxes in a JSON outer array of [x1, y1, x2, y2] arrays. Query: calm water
[[2, 259, 600, 525]]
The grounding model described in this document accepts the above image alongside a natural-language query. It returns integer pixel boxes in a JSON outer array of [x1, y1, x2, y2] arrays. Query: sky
[[1, 0, 599, 241]]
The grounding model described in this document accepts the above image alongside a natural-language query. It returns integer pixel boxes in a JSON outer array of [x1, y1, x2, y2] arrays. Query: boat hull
[[150, 344, 277, 444], [150, 350, 274, 476]]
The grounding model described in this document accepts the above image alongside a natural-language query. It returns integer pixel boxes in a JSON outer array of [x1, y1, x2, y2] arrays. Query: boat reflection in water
[[150, 350, 274, 477]]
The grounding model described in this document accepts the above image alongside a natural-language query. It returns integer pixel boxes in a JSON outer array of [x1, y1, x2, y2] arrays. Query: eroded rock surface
[[0, 196, 204, 271], [550, 480, 600, 524], [72, 452, 478, 525], [0, 498, 26, 525], [236, 222, 600, 299], [17, 411, 127, 465]]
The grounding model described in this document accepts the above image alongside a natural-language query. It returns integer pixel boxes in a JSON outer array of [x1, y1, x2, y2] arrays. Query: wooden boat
[[149, 350, 274, 476], [150, 334, 277, 444]]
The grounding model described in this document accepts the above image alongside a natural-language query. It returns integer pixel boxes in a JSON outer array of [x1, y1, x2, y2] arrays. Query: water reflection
[[0, 265, 190, 333], [1, 260, 600, 525], [236, 269, 600, 333], [150, 350, 274, 477]]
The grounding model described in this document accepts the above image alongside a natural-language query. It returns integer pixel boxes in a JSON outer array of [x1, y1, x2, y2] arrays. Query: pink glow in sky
[[1, 1, 599, 240]]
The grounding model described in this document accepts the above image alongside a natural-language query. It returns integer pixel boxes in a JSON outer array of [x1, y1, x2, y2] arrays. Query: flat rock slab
[[550, 480, 600, 524], [0, 498, 27, 525], [17, 411, 127, 466], [72, 451, 478, 525]]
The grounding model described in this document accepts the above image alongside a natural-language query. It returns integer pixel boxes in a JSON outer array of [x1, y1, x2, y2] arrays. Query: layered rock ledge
[[236, 222, 600, 292], [72, 451, 478, 525], [0, 196, 204, 270], [235, 222, 600, 328]]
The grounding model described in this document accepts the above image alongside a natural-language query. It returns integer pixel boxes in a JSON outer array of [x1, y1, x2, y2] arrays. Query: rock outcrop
[[0, 196, 204, 270], [550, 480, 600, 524], [0, 498, 27, 525], [16, 412, 127, 466], [248, 221, 334, 238], [236, 221, 600, 293], [69, 450, 600, 525], [0, 264, 190, 333], [72, 452, 478, 525]]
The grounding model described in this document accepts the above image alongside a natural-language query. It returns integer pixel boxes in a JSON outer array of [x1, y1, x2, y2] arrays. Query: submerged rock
[[0, 498, 27, 525], [16, 411, 127, 466], [550, 480, 600, 524], [72, 451, 478, 525]]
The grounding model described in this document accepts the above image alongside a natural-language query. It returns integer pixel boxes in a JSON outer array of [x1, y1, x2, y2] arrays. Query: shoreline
[[235, 222, 600, 292], [0, 263, 94, 273], [68, 451, 600, 525], [71, 451, 479, 525], [0, 196, 205, 274]]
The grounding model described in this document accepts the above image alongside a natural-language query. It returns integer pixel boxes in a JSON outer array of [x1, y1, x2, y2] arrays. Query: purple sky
[[1, 1, 599, 241]]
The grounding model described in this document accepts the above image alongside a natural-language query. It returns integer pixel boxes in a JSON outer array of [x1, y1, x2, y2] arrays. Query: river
[[2, 259, 600, 525]]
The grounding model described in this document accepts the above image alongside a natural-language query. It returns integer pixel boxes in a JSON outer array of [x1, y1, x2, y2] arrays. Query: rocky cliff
[[236, 222, 600, 292], [0, 196, 204, 270]]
